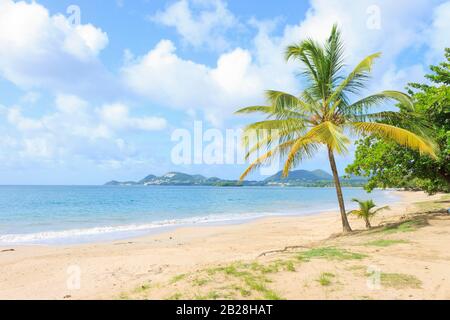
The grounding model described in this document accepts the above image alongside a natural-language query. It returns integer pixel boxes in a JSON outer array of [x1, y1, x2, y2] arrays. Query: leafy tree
[[348, 199, 389, 229], [235, 25, 436, 232], [347, 48, 450, 194]]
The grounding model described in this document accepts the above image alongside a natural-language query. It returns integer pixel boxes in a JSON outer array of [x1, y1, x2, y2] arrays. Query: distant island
[[104, 170, 367, 187]]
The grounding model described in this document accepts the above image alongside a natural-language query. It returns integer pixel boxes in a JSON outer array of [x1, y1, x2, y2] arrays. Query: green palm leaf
[[344, 91, 414, 115], [240, 140, 297, 180], [350, 122, 437, 158], [329, 52, 381, 106]]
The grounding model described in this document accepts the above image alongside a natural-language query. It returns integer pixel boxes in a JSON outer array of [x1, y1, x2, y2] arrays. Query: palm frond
[[324, 24, 346, 86], [244, 125, 301, 160], [240, 140, 296, 180], [344, 91, 414, 115], [308, 121, 351, 154], [329, 52, 381, 106], [242, 119, 308, 137], [350, 122, 437, 158], [282, 136, 319, 176], [356, 110, 435, 140], [235, 104, 308, 121], [234, 105, 275, 115], [265, 90, 315, 115], [285, 38, 330, 100], [281, 121, 350, 176], [347, 209, 363, 217], [351, 198, 364, 205], [371, 206, 390, 215], [285, 42, 320, 87]]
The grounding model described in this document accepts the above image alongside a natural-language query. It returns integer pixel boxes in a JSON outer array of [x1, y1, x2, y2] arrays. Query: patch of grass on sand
[[192, 278, 209, 286], [379, 272, 422, 289], [365, 239, 408, 247], [345, 265, 368, 277], [241, 275, 283, 300], [156, 261, 286, 300], [224, 264, 250, 277], [195, 291, 221, 300], [133, 283, 152, 294], [197, 261, 284, 300], [263, 290, 283, 300], [284, 261, 296, 272], [206, 263, 249, 277], [346, 265, 366, 271], [243, 274, 269, 292], [169, 273, 187, 284], [316, 272, 335, 286], [229, 285, 252, 297], [245, 260, 296, 273], [382, 220, 424, 234], [166, 292, 183, 300], [414, 194, 450, 211], [297, 247, 367, 261]]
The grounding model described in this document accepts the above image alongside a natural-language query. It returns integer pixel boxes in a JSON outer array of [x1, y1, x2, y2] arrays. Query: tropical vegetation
[[346, 48, 450, 194], [235, 24, 437, 232], [348, 199, 389, 229]]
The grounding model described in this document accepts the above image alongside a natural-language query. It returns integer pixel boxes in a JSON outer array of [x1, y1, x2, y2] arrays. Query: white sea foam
[[0, 210, 324, 244], [1, 196, 400, 245]]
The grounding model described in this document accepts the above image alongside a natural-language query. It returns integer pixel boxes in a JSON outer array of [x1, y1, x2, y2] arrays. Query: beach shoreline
[[0, 190, 449, 300], [0, 187, 400, 247]]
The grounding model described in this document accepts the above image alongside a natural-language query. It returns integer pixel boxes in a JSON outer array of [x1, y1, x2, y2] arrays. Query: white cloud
[[0, 95, 167, 163], [0, 0, 108, 59], [20, 91, 41, 104], [62, 22, 109, 61], [22, 137, 55, 159], [55, 94, 88, 113], [150, 0, 238, 50], [378, 64, 427, 91], [122, 39, 298, 125], [282, 0, 434, 62], [426, 1, 450, 62], [0, 0, 115, 96], [7, 107, 44, 131], [99, 103, 167, 131]]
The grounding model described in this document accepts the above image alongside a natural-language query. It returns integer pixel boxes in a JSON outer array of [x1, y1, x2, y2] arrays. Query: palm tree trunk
[[364, 217, 371, 229], [327, 147, 352, 232]]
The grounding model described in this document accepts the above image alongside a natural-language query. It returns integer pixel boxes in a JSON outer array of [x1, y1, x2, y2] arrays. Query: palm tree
[[348, 199, 389, 229], [235, 24, 436, 232]]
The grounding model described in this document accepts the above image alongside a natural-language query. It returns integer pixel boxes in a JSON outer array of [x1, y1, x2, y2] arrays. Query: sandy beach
[[0, 191, 449, 300]]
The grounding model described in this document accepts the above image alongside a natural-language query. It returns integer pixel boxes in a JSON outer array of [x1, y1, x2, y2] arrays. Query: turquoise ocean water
[[0, 186, 399, 245]]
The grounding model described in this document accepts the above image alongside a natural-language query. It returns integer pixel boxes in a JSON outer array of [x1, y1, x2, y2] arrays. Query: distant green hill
[[104, 170, 367, 187], [138, 174, 157, 184], [146, 172, 208, 185], [264, 169, 333, 183]]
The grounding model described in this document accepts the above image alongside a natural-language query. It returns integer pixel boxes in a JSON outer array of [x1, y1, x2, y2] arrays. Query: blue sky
[[0, 0, 449, 185]]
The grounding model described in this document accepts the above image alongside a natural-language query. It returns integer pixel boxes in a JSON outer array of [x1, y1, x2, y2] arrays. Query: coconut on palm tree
[[348, 199, 389, 229], [235, 24, 436, 233]]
